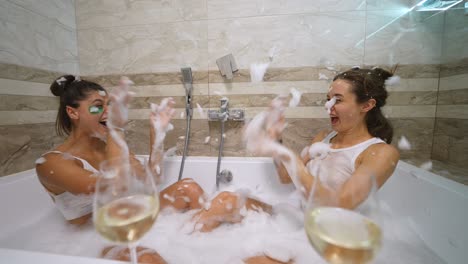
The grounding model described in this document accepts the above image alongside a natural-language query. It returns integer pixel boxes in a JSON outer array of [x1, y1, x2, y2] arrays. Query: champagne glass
[[94, 157, 160, 264], [304, 173, 383, 264]]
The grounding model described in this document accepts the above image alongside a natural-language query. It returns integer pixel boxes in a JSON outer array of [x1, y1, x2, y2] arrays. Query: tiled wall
[[0, 1, 463, 182], [431, 5, 468, 170], [0, 0, 77, 175], [75, 0, 443, 74], [0, 63, 440, 175], [430, 3, 468, 184], [0, 0, 79, 74]]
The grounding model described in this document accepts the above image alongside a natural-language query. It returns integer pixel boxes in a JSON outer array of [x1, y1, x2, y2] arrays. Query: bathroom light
[[416, 0, 463, 11], [355, 0, 430, 47]]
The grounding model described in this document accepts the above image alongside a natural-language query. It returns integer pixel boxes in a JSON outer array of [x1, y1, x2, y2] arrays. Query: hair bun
[[372, 67, 393, 80], [50, 75, 75, 96]]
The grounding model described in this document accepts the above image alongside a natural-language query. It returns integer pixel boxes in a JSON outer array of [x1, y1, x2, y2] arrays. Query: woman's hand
[[266, 97, 287, 142], [150, 97, 176, 134], [107, 77, 133, 130], [243, 96, 289, 159]]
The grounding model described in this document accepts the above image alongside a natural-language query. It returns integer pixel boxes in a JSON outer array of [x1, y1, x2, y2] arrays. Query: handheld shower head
[[181, 67, 193, 117], [181, 67, 193, 93]]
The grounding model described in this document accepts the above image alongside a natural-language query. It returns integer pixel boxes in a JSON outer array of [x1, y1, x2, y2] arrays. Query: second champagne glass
[[304, 173, 383, 264], [94, 157, 160, 264]]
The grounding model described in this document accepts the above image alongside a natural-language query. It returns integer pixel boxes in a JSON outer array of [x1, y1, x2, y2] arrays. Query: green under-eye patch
[[89, 105, 104, 114]]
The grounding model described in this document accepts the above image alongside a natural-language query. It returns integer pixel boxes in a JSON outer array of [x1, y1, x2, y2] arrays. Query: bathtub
[[0, 157, 466, 264]]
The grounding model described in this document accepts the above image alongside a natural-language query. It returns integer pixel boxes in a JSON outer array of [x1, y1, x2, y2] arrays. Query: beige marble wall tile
[[0, 116, 437, 175], [78, 21, 208, 75], [0, 63, 64, 84], [207, 118, 331, 157], [387, 78, 439, 91], [209, 67, 331, 83], [207, 12, 366, 70], [0, 95, 58, 111], [169, 119, 211, 157], [436, 105, 468, 119], [130, 95, 210, 110], [0, 123, 62, 176], [281, 118, 331, 154], [208, 91, 436, 108], [128, 108, 211, 121], [442, 5, 468, 64], [0, 0, 78, 74], [115, 83, 209, 97], [432, 118, 468, 169], [364, 10, 444, 65], [76, 0, 207, 29], [0, 110, 57, 125], [242, 107, 329, 119], [0, 78, 52, 96], [382, 105, 436, 118], [125, 119, 211, 157], [440, 59, 468, 77], [0, 105, 439, 126], [439, 73, 468, 91], [0, 119, 212, 176], [208, 121, 246, 157], [84, 71, 209, 87], [11, 0, 76, 29], [209, 81, 329, 95], [392, 64, 440, 78], [366, 0, 421, 10], [207, 0, 366, 19], [437, 89, 468, 105], [387, 91, 437, 105], [78, 65, 440, 86], [208, 77, 438, 92], [210, 64, 441, 83], [209, 94, 325, 108], [430, 159, 468, 185], [391, 118, 435, 162], [205, 117, 435, 163]]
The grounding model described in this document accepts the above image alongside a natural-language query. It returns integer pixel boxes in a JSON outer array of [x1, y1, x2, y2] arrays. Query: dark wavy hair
[[50, 75, 106, 136], [333, 67, 394, 143]]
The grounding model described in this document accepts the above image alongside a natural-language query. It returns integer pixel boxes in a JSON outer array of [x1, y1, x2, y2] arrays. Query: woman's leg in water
[[193, 191, 272, 232], [244, 256, 293, 264], [159, 178, 204, 211], [101, 246, 167, 264]]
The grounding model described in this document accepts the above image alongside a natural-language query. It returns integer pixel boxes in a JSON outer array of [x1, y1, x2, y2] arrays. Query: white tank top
[[306, 131, 385, 190], [40, 151, 98, 220]]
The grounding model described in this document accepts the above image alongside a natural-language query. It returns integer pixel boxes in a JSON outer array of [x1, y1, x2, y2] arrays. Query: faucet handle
[[220, 98, 229, 111], [229, 109, 244, 121]]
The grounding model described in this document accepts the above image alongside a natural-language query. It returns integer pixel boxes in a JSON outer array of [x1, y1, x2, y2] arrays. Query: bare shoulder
[[311, 129, 331, 144], [366, 143, 400, 160], [36, 151, 97, 194], [36, 152, 80, 179]]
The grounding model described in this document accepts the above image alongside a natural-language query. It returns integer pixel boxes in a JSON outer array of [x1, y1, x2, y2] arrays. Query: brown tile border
[[1, 62, 442, 86], [440, 58, 468, 77], [437, 89, 468, 105], [0, 63, 65, 84]]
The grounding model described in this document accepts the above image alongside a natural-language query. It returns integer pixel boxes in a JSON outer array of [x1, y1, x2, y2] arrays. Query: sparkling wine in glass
[[304, 174, 383, 264], [94, 157, 160, 264]]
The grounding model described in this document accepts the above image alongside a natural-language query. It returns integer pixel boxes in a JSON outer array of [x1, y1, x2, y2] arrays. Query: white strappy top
[[306, 131, 385, 190], [40, 151, 97, 220]]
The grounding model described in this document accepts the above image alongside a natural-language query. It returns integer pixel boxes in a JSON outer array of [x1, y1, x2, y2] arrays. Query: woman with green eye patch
[[89, 105, 104, 115], [36, 75, 167, 264]]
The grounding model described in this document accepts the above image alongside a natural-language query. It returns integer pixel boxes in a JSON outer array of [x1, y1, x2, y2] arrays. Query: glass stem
[[128, 242, 138, 264]]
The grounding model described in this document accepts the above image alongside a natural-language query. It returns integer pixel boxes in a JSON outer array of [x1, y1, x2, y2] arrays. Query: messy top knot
[[332, 67, 395, 143], [50, 75, 106, 136], [50, 75, 76, 96]]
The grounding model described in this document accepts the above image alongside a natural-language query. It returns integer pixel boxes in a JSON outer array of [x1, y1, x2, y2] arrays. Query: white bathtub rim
[[395, 160, 467, 198], [1, 157, 465, 198], [0, 248, 123, 264]]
